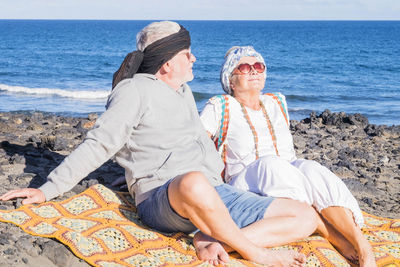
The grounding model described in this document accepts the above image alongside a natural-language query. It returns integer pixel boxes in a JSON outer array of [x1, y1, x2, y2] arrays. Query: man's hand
[[0, 188, 46, 205]]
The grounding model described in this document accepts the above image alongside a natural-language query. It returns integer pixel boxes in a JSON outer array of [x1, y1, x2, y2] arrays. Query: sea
[[0, 20, 399, 125]]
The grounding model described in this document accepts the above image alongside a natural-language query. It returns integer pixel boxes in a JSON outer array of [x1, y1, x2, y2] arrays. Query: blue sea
[[0, 20, 399, 125]]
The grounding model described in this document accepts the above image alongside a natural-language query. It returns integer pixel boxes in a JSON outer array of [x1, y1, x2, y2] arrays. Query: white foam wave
[[0, 84, 110, 99]]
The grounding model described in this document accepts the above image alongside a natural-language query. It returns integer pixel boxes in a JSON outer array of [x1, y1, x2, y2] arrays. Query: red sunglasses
[[234, 62, 265, 74]]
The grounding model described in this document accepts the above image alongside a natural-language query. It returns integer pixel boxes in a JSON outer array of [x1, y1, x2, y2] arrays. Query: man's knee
[[170, 172, 216, 206]]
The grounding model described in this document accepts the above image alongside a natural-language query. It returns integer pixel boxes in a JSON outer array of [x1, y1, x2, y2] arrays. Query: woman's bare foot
[[193, 232, 230, 266], [357, 241, 377, 267], [325, 230, 358, 262], [315, 213, 358, 262]]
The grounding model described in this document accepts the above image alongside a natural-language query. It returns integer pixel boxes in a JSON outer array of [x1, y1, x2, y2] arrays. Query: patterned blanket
[[0, 184, 398, 267]]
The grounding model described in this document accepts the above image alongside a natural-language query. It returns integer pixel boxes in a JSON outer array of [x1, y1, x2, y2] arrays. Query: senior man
[[1, 21, 317, 267]]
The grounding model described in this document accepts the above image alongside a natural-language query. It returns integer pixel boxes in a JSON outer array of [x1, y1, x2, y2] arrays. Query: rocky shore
[[0, 110, 399, 266]]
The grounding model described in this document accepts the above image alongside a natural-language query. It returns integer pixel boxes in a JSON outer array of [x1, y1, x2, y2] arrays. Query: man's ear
[[159, 61, 172, 75]]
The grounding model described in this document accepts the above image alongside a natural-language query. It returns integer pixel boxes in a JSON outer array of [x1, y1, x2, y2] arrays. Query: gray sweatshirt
[[39, 74, 224, 204]]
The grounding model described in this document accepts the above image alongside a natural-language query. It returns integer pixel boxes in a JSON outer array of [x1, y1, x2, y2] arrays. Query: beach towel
[[0, 184, 398, 267]]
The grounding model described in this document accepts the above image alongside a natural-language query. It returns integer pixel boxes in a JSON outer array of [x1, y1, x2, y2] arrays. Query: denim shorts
[[137, 179, 274, 234]]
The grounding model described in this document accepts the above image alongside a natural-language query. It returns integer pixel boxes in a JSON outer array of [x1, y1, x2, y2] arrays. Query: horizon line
[[1, 18, 400, 22]]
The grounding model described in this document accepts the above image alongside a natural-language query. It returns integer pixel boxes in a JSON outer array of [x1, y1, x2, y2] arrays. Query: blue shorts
[[137, 179, 274, 234]]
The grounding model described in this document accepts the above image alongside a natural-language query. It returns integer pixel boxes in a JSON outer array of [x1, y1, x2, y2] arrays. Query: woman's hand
[[0, 188, 46, 205]]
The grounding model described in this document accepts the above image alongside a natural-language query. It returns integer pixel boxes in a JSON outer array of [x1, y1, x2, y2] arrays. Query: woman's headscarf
[[220, 46, 266, 95], [112, 25, 191, 89]]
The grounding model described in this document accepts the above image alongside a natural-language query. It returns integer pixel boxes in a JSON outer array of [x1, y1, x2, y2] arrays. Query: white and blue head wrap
[[220, 46, 266, 95]]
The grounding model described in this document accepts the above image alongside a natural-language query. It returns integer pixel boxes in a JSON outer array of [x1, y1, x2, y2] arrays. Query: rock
[[8, 174, 17, 183], [15, 236, 40, 257], [39, 136, 68, 151], [365, 124, 385, 137], [0, 233, 11, 245], [40, 136, 56, 150], [88, 113, 98, 121], [41, 240, 74, 266], [74, 120, 94, 133], [9, 154, 26, 164], [71, 184, 86, 194], [13, 199, 23, 209], [14, 118, 22, 125], [81, 179, 99, 189], [378, 155, 390, 165], [27, 135, 41, 144], [348, 113, 369, 127], [294, 122, 308, 133], [53, 137, 68, 151], [3, 248, 16, 255], [362, 197, 373, 207], [82, 121, 95, 129], [31, 112, 44, 122]]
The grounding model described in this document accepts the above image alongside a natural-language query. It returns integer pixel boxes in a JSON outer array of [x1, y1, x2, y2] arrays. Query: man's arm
[[0, 79, 142, 204]]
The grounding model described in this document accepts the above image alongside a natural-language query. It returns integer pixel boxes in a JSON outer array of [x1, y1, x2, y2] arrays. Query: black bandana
[[112, 25, 191, 89]]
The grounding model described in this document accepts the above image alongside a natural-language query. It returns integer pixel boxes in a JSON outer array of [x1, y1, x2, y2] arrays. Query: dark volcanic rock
[[39, 136, 69, 151], [365, 124, 385, 137], [0, 110, 398, 266]]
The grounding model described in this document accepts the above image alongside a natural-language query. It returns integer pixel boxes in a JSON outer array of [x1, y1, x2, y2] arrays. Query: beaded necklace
[[239, 100, 280, 159]]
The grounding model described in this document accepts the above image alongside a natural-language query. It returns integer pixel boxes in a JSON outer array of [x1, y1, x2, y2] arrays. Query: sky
[[0, 0, 399, 20]]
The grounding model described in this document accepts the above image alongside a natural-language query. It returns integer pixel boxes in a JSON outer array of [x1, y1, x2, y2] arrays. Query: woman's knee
[[295, 159, 322, 172], [258, 155, 298, 174]]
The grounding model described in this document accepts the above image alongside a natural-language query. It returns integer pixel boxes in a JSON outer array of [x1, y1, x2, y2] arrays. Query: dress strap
[[212, 95, 230, 182], [213, 95, 230, 151], [264, 93, 289, 126]]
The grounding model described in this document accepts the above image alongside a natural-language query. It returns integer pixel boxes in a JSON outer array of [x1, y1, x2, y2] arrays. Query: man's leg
[[168, 172, 309, 266], [191, 185, 360, 266], [193, 198, 320, 257]]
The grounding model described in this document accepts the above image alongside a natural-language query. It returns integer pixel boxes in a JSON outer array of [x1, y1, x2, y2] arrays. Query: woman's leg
[[293, 159, 376, 267], [230, 156, 358, 258], [321, 207, 376, 267], [229, 155, 312, 205]]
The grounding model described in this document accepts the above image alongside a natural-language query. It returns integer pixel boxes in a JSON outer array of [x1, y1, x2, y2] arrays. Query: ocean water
[[0, 20, 399, 125]]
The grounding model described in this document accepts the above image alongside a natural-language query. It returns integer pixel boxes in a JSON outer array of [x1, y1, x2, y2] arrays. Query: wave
[[0, 84, 110, 99], [192, 91, 215, 101]]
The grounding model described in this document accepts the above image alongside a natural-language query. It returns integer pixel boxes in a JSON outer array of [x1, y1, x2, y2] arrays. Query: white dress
[[200, 94, 364, 227]]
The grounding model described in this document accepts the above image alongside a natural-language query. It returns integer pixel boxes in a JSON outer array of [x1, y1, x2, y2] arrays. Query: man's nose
[[190, 53, 196, 63]]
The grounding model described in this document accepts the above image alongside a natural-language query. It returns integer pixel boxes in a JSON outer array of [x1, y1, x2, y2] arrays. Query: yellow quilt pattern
[[0, 184, 398, 267]]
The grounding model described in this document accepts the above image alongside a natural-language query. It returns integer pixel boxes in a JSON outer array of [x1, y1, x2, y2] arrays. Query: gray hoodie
[[39, 74, 224, 205]]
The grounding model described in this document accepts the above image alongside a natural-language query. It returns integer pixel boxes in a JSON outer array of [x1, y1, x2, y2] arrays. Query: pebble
[[3, 248, 15, 255]]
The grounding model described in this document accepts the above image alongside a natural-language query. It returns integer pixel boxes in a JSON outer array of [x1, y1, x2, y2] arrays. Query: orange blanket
[[0, 184, 398, 267]]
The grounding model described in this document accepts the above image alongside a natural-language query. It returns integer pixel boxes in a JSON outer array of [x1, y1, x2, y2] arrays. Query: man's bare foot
[[248, 247, 306, 267], [193, 232, 229, 266], [194, 231, 306, 267], [357, 242, 377, 267]]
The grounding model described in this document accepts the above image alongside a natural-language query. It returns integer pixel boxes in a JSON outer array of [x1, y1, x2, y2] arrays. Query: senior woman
[[199, 46, 376, 267]]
